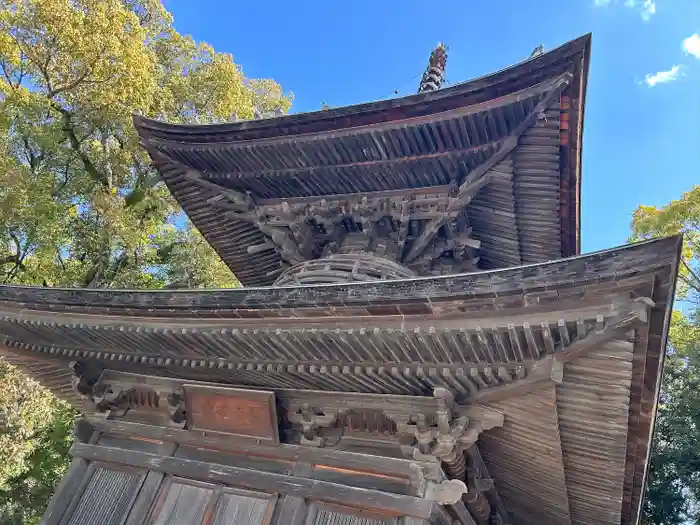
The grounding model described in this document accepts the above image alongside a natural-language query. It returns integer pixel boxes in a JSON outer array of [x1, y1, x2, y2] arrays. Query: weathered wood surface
[[6, 235, 680, 525], [123, 443, 176, 525], [70, 443, 437, 519], [133, 36, 591, 286], [466, 446, 510, 525], [403, 74, 571, 265], [84, 417, 441, 485], [479, 386, 572, 525], [0, 236, 677, 312], [1, 297, 657, 406], [39, 458, 91, 525], [184, 384, 279, 443], [40, 429, 99, 525], [270, 495, 307, 525]]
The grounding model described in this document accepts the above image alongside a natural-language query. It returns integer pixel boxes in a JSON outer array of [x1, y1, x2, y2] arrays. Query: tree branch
[[21, 136, 39, 171], [680, 258, 700, 295], [2, 233, 28, 281], [52, 103, 109, 187], [51, 161, 72, 198], [0, 255, 26, 268], [46, 46, 110, 98], [0, 59, 18, 89], [55, 248, 66, 271]]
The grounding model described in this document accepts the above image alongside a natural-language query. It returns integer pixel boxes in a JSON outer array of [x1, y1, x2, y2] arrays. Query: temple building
[[0, 33, 682, 525]]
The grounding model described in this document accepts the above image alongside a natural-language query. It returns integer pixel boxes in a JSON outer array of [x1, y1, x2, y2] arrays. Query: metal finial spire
[[418, 43, 448, 93]]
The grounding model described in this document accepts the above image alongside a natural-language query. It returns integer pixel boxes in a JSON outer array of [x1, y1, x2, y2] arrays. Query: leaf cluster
[[0, 0, 291, 290], [633, 187, 700, 524]]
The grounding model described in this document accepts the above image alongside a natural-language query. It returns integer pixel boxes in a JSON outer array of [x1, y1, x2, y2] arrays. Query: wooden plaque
[[183, 385, 279, 444]]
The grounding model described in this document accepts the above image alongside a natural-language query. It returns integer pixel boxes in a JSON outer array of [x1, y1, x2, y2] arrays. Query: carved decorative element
[[287, 403, 339, 447], [278, 387, 504, 457], [69, 360, 103, 400], [167, 391, 187, 426], [389, 389, 504, 477], [71, 367, 187, 428], [227, 180, 484, 276], [426, 479, 469, 506], [404, 73, 573, 264]]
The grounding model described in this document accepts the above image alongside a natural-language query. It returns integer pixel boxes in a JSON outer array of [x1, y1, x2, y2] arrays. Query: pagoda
[[0, 34, 682, 525]]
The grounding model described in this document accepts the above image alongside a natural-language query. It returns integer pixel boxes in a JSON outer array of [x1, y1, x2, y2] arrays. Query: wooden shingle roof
[[0, 235, 681, 525], [135, 34, 591, 286]]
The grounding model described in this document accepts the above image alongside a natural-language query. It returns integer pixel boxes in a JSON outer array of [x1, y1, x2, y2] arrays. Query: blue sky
[[165, 0, 700, 254]]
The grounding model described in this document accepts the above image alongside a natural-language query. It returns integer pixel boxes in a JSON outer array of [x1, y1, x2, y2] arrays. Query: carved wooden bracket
[[388, 389, 504, 480], [425, 479, 469, 506], [287, 403, 339, 447], [71, 367, 188, 429]]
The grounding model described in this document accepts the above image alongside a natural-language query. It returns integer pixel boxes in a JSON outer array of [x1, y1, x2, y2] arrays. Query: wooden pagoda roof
[[0, 235, 681, 525], [134, 34, 591, 286]]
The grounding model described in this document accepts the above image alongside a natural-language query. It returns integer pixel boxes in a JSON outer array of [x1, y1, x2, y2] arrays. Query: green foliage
[[631, 186, 700, 301], [632, 186, 700, 524], [0, 359, 76, 525], [0, 0, 291, 521], [0, 0, 291, 289]]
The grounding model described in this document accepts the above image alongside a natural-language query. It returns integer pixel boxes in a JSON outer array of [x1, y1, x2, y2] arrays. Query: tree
[[632, 186, 700, 524], [0, 360, 75, 525], [632, 186, 700, 302], [0, 0, 291, 521], [0, 0, 291, 289]]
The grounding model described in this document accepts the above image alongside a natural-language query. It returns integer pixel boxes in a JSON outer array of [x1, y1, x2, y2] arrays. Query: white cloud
[[596, 0, 657, 20], [641, 0, 656, 20], [643, 65, 684, 87], [683, 33, 700, 59]]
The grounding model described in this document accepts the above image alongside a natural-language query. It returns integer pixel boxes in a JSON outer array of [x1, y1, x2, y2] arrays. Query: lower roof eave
[[0, 234, 682, 525]]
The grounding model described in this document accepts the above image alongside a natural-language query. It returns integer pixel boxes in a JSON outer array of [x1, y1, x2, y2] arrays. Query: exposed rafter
[[182, 170, 253, 208], [403, 73, 573, 265], [556, 297, 654, 363], [467, 298, 653, 404]]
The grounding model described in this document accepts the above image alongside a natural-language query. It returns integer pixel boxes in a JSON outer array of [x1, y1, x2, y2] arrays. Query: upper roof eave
[[133, 33, 591, 144], [131, 35, 591, 279]]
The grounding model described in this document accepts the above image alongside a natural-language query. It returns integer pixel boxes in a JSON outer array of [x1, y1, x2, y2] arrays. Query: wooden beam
[[467, 356, 556, 404], [183, 171, 252, 207], [256, 223, 305, 264], [449, 500, 479, 525], [465, 446, 511, 525], [70, 443, 436, 519], [403, 73, 573, 264], [555, 300, 651, 364], [258, 184, 456, 207], [210, 142, 498, 181], [453, 73, 572, 202], [84, 417, 438, 482], [123, 443, 178, 525], [467, 300, 651, 403]]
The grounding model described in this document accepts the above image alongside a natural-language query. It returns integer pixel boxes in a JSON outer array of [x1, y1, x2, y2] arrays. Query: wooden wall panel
[[212, 491, 276, 525], [65, 467, 142, 525], [306, 503, 398, 525], [150, 480, 213, 525]]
